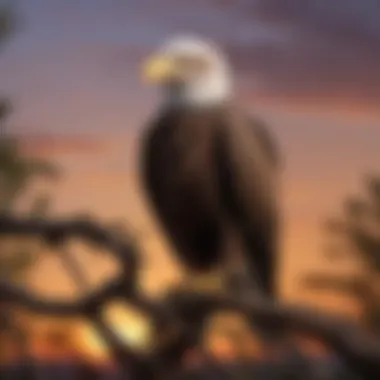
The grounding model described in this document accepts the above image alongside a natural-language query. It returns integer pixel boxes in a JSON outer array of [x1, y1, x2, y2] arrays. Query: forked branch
[[1, 215, 380, 379]]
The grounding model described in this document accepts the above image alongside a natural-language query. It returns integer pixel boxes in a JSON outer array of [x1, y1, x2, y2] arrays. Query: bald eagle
[[140, 36, 281, 298]]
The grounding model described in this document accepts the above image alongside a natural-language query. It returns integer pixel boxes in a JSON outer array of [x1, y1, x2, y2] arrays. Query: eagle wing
[[215, 110, 281, 297], [140, 108, 227, 271]]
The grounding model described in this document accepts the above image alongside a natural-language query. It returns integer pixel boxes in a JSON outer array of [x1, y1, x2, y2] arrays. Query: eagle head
[[141, 35, 232, 106]]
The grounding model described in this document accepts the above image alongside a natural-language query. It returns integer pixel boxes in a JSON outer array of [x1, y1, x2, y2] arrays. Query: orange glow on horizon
[[73, 306, 153, 362]]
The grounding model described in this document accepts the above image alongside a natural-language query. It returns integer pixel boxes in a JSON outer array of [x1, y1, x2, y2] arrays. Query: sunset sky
[[1, 0, 379, 314]]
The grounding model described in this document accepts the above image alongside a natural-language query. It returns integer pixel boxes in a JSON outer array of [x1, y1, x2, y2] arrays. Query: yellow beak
[[142, 55, 176, 84]]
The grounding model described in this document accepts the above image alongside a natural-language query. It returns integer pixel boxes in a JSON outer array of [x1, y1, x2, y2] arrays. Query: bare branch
[[0, 214, 138, 279], [302, 273, 367, 298], [164, 291, 380, 379], [0, 277, 126, 316], [2, 215, 380, 379]]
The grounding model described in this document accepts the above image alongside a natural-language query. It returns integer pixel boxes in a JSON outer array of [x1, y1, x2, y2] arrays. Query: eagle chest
[[147, 114, 221, 220]]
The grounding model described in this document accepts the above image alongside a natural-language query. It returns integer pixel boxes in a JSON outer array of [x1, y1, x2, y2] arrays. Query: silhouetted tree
[[0, 0, 59, 281], [0, 1, 14, 46], [0, 136, 60, 282], [0, 1, 15, 135], [0, 7, 59, 373], [303, 175, 380, 335]]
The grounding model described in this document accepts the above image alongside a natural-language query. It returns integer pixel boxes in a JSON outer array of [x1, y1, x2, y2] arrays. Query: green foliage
[[303, 175, 380, 334]]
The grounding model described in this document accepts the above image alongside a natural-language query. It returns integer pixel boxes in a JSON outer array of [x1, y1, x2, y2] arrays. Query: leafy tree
[[0, 137, 60, 281], [0, 7, 61, 368], [0, 1, 15, 133], [303, 175, 380, 335], [0, 2, 59, 281]]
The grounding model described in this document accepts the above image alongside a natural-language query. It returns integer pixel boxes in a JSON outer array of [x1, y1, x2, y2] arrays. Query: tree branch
[[2, 215, 380, 379]]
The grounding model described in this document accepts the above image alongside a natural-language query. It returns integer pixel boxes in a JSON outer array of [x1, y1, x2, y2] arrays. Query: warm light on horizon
[[73, 306, 153, 362]]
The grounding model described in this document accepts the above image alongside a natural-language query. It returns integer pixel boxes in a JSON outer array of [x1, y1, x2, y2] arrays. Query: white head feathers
[[147, 35, 233, 107]]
